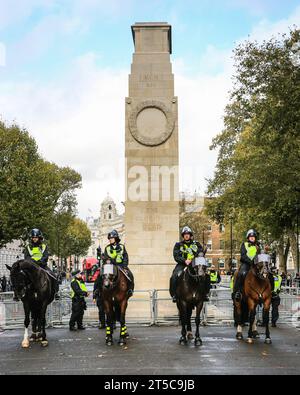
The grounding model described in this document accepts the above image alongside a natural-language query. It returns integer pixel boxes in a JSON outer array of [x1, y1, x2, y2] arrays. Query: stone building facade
[[0, 240, 24, 277], [86, 195, 125, 258]]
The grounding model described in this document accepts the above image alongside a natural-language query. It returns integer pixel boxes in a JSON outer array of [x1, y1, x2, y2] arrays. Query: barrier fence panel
[[1, 286, 299, 330]]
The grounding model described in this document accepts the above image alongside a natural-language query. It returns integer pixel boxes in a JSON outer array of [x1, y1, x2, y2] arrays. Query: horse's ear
[[5, 264, 12, 271]]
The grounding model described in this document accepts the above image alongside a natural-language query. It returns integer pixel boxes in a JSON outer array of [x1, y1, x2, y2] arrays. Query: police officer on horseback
[[24, 228, 59, 299], [233, 229, 260, 301], [103, 230, 134, 296], [170, 226, 211, 303], [233, 229, 275, 301]]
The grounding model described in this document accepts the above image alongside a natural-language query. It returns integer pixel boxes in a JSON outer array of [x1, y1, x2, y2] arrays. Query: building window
[[206, 258, 212, 267], [108, 214, 112, 220], [206, 225, 212, 232], [219, 240, 225, 250], [219, 224, 225, 233], [231, 258, 238, 269], [206, 240, 212, 251], [109, 205, 112, 210], [218, 258, 225, 269]]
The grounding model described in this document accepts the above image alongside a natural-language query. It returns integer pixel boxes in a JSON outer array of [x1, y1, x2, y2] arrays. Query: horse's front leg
[[30, 310, 38, 342], [104, 300, 114, 346], [263, 298, 272, 344], [22, 302, 31, 349], [40, 303, 49, 347], [186, 306, 193, 340], [118, 299, 128, 346], [179, 302, 188, 345], [247, 299, 256, 344], [234, 301, 243, 340], [195, 301, 203, 346]]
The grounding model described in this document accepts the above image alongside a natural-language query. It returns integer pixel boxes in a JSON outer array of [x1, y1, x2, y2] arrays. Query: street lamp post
[[297, 203, 299, 273]]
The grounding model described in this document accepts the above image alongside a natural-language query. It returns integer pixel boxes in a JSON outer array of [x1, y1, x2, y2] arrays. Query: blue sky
[[0, 0, 299, 218], [1, 0, 300, 80]]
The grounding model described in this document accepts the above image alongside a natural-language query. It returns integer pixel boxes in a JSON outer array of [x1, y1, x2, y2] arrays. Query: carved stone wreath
[[128, 100, 175, 146]]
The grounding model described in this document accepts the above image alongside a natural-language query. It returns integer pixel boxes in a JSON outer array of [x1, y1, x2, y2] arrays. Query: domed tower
[[100, 194, 118, 222]]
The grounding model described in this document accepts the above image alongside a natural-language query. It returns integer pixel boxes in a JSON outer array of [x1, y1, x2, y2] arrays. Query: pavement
[[0, 325, 299, 375]]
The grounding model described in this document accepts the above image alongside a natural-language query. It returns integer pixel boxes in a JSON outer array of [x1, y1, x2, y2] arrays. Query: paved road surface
[[0, 325, 299, 375]]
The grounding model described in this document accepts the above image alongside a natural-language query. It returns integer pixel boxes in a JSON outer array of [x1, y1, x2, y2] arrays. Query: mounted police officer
[[103, 230, 134, 296], [233, 229, 260, 301], [69, 271, 89, 331], [24, 228, 59, 299], [170, 226, 211, 303]]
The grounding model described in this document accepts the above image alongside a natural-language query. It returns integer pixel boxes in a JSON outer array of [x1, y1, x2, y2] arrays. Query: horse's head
[[6, 260, 30, 300], [254, 254, 271, 280], [190, 256, 208, 279], [101, 260, 118, 290]]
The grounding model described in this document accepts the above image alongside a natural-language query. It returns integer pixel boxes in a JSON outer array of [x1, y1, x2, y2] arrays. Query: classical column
[[125, 22, 179, 290]]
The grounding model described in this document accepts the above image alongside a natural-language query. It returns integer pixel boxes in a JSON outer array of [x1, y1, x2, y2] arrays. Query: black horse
[[6, 260, 56, 348], [175, 258, 209, 346]]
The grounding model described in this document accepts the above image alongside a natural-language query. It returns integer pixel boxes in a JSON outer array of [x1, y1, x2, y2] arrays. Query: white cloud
[[0, 4, 299, 220]]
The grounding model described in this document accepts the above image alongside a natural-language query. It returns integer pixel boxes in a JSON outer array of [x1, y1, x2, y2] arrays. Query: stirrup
[[204, 294, 209, 302], [234, 291, 242, 301]]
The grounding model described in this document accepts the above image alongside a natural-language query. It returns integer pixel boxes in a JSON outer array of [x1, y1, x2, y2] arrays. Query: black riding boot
[[233, 271, 245, 301], [127, 269, 135, 297], [169, 275, 178, 303]]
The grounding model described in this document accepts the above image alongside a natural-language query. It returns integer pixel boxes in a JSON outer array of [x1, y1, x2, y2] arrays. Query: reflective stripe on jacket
[[70, 279, 88, 299], [27, 244, 47, 262]]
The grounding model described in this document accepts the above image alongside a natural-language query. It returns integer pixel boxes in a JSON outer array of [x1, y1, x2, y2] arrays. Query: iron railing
[[0, 286, 299, 330]]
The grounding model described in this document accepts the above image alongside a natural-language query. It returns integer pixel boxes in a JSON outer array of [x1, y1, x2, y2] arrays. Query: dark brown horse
[[6, 260, 55, 348], [176, 257, 208, 346], [234, 254, 272, 344], [100, 260, 134, 346]]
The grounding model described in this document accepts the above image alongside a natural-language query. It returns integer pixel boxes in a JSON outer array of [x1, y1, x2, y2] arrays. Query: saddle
[[118, 267, 132, 283]]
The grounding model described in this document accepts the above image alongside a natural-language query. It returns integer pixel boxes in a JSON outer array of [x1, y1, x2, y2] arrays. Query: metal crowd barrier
[[1, 286, 299, 330]]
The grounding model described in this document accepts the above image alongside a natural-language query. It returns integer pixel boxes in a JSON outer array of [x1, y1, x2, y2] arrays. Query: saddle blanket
[[118, 267, 132, 282]]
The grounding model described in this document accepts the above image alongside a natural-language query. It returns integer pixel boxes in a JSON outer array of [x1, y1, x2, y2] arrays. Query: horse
[[234, 253, 272, 344], [99, 260, 134, 346], [6, 260, 56, 348], [176, 257, 209, 346]]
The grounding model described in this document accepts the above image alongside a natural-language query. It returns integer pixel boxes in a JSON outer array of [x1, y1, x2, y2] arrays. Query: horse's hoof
[[247, 338, 253, 344], [195, 338, 202, 347], [106, 338, 113, 346], [125, 333, 130, 339], [236, 333, 243, 340], [29, 335, 36, 343], [22, 340, 30, 349], [265, 338, 272, 345], [252, 331, 260, 339], [118, 339, 126, 346], [179, 337, 187, 345], [41, 340, 48, 348]]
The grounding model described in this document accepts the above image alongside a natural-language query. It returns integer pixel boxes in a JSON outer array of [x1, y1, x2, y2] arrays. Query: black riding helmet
[[29, 228, 43, 240], [246, 229, 257, 240], [181, 226, 193, 237], [108, 229, 120, 243]]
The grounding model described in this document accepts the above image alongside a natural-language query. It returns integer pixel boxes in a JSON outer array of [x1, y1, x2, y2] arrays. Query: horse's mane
[[11, 259, 40, 273]]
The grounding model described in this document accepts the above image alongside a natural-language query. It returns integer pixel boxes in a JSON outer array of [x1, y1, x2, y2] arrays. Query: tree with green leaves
[[206, 29, 300, 272], [0, 121, 82, 248]]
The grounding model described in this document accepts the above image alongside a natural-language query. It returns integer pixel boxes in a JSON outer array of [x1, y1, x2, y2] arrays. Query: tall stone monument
[[125, 22, 179, 290]]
